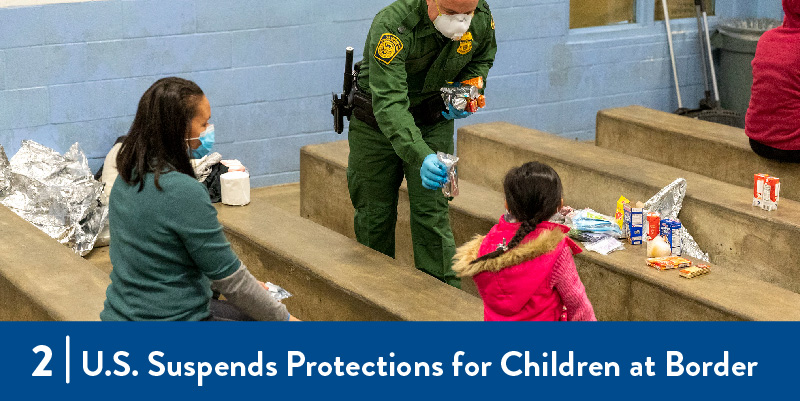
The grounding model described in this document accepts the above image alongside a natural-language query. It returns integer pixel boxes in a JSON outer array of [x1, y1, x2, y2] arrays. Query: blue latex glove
[[420, 154, 448, 190], [441, 103, 472, 120]]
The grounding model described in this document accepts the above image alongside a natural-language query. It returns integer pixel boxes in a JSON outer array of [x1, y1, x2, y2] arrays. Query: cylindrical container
[[220, 171, 251, 206]]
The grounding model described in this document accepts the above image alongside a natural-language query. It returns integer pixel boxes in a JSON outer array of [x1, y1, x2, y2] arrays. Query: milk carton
[[623, 203, 643, 245]]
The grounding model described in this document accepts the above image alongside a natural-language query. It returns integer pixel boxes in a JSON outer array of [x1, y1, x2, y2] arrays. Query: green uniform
[[348, 0, 497, 288]]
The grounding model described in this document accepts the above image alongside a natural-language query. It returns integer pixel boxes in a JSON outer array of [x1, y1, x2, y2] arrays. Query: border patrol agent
[[348, 0, 496, 288]]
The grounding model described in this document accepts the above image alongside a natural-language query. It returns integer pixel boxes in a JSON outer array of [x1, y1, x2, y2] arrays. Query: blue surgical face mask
[[188, 124, 215, 159]]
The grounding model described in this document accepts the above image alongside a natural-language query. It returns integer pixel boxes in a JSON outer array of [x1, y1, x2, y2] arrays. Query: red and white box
[[753, 173, 769, 207], [762, 176, 781, 211]]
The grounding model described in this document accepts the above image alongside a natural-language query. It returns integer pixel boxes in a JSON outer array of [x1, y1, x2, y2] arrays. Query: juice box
[[645, 212, 660, 242], [660, 218, 682, 256], [753, 174, 769, 207], [762, 176, 781, 211], [624, 203, 643, 245]]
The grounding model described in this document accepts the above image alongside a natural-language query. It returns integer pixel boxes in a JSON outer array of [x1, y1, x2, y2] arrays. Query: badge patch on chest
[[375, 33, 404, 65], [457, 32, 473, 55]]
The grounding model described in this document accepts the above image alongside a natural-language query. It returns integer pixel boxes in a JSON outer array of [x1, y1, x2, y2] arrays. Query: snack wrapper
[[679, 265, 711, 279], [436, 152, 459, 197], [264, 282, 292, 301], [646, 256, 692, 270], [615, 196, 629, 229], [584, 236, 625, 255], [440, 81, 485, 113]]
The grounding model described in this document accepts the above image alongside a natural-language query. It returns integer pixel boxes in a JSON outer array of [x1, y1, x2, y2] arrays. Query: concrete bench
[[457, 122, 800, 294], [300, 141, 800, 320], [596, 105, 800, 201], [0, 205, 109, 321], [215, 189, 483, 321]]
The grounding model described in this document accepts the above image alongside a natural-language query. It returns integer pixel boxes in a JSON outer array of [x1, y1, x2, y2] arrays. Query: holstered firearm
[[331, 47, 356, 134]]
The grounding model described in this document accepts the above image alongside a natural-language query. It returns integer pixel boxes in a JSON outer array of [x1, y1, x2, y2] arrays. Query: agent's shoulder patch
[[374, 33, 404, 65]]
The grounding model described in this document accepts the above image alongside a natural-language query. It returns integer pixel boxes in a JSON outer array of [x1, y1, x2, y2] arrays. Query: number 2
[[32, 345, 52, 377]]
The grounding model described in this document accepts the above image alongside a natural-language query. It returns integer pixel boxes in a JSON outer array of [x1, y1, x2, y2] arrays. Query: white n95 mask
[[432, 0, 474, 41]]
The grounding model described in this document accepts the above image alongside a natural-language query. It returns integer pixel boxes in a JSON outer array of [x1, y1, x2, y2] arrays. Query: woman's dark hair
[[116, 77, 204, 191], [471, 162, 563, 264]]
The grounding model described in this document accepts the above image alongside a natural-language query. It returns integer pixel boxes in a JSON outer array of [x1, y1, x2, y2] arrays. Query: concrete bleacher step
[[0, 205, 108, 321], [83, 182, 303, 275], [300, 140, 494, 297], [456, 122, 800, 294], [77, 183, 481, 321], [214, 188, 483, 321], [596, 105, 800, 201], [300, 140, 800, 320]]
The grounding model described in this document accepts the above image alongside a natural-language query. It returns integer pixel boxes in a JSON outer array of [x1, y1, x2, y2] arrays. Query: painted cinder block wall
[[0, 0, 784, 187]]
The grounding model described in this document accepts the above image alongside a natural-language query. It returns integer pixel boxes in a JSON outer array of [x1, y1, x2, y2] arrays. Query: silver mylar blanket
[[643, 178, 710, 262], [0, 141, 107, 256]]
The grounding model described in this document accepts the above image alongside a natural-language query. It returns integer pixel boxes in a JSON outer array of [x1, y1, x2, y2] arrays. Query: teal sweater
[[100, 171, 240, 321]]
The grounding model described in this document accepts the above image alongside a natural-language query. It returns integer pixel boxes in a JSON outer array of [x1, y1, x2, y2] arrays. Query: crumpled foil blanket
[[0, 141, 107, 256]]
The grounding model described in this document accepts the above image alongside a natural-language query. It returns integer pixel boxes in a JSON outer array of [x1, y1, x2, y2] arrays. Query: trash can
[[711, 19, 781, 115]]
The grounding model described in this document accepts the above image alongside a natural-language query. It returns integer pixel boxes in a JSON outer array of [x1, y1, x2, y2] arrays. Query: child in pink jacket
[[451, 162, 596, 321]]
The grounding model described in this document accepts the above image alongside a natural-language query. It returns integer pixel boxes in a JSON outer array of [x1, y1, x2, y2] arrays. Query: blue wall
[[0, 0, 785, 187]]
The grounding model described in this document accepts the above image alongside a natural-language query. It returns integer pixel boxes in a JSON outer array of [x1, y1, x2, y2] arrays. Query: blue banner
[[0, 322, 792, 399]]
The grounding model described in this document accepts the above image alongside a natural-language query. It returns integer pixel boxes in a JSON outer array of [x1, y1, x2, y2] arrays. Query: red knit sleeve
[[550, 246, 597, 321]]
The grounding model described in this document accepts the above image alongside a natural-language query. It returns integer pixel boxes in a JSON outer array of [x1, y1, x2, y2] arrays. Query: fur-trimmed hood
[[452, 228, 567, 278], [785, 0, 800, 29], [452, 218, 582, 319]]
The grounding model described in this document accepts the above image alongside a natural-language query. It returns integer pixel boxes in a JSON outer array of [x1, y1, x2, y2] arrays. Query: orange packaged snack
[[646, 256, 693, 270], [679, 264, 711, 279]]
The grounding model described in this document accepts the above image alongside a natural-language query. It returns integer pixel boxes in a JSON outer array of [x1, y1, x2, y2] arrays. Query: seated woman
[[745, 0, 800, 162], [101, 77, 298, 321]]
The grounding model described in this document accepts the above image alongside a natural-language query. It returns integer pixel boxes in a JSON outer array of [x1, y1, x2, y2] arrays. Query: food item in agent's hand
[[441, 78, 486, 114], [461, 76, 484, 89], [679, 264, 710, 279], [436, 152, 459, 197], [646, 256, 692, 270]]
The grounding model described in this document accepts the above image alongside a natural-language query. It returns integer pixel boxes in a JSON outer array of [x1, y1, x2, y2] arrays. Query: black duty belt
[[351, 86, 446, 131]]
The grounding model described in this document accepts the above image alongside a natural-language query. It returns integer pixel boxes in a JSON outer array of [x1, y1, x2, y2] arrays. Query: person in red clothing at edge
[[451, 162, 596, 321], [746, 0, 800, 162]]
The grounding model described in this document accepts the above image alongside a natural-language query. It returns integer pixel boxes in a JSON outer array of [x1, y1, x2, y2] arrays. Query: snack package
[[568, 209, 624, 237], [679, 264, 711, 279], [646, 256, 693, 270], [584, 236, 625, 255], [615, 196, 629, 229], [264, 282, 292, 301], [440, 81, 485, 114], [436, 152, 459, 197]]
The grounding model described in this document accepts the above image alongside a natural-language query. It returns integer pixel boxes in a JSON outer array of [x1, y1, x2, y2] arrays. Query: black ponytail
[[470, 162, 562, 264]]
